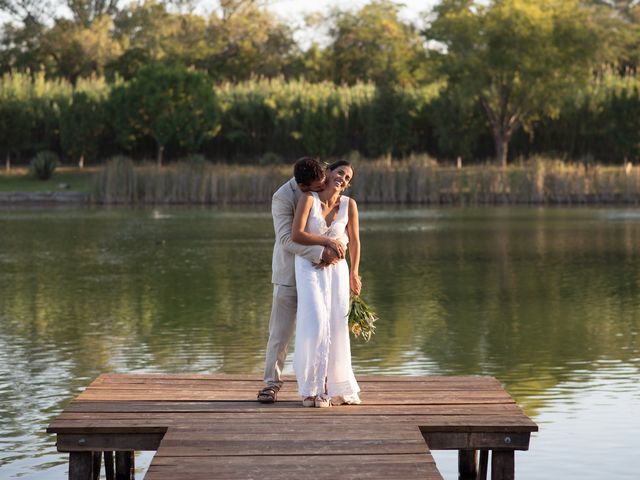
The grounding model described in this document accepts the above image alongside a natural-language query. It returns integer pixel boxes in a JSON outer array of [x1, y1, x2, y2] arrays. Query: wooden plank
[[145, 467, 442, 479], [91, 380, 500, 390], [156, 424, 425, 444], [93, 374, 500, 384], [76, 390, 515, 404], [86, 383, 504, 393], [52, 403, 527, 419], [145, 454, 443, 480], [155, 441, 429, 457], [149, 454, 437, 467], [94, 373, 495, 384], [54, 403, 527, 418], [152, 419, 428, 457], [61, 401, 522, 414], [48, 415, 536, 435], [91, 378, 502, 391]]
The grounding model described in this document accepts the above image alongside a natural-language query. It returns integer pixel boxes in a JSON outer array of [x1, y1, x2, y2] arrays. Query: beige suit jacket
[[271, 178, 324, 286]]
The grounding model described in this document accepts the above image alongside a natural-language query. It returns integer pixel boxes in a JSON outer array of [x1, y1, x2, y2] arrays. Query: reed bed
[[93, 156, 291, 204], [93, 156, 640, 205]]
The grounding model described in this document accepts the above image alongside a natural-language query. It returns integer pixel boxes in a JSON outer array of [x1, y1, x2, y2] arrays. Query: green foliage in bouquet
[[347, 295, 378, 342]]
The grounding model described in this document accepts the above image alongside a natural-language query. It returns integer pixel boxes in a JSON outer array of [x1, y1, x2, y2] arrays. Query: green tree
[[584, 0, 640, 72], [427, 87, 485, 161], [0, 17, 48, 74], [108, 63, 220, 166], [425, 0, 600, 166], [0, 98, 31, 169], [326, 0, 427, 86], [66, 0, 121, 27], [204, 0, 299, 80], [59, 90, 106, 166], [39, 16, 121, 83]]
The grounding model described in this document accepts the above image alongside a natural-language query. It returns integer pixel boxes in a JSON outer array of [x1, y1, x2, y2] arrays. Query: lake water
[[0, 206, 639, 479]]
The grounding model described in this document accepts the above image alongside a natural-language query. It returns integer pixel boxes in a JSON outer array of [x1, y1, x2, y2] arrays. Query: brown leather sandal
[[257, 387, 278, 404]]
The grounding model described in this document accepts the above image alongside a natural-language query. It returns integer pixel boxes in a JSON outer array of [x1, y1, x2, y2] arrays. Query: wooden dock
[[47, 374, 537, 479]]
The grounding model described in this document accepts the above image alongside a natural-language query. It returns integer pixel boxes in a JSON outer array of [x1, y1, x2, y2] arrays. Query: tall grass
[[93, 157, 291, 204], [93, 156, 640, 205]]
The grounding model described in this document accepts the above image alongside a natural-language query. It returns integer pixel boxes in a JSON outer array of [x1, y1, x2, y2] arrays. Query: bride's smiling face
[[328, 165, 353, 192]]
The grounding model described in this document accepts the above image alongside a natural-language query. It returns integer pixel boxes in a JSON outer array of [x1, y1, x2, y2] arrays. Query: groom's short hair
[[294, 157, 324, 186]]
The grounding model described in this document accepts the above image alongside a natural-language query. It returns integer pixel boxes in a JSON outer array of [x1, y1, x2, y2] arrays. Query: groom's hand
[[315, 246, 340, 269]]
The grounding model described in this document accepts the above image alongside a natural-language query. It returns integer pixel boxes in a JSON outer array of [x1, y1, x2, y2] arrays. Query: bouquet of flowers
[[347, 294, 378, 342]]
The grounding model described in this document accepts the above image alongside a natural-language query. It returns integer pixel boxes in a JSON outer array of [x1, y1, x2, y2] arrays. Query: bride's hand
[[350, 273, 362, 296], [325, 239, 346, 258]]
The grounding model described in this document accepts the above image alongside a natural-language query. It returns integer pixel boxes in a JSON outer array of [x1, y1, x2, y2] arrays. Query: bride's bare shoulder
[[348, 197, 358, 214]]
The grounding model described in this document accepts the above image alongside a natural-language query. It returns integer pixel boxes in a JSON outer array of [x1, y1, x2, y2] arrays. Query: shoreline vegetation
[[91, 156, 640, 205], [4, 156, 639, 205]]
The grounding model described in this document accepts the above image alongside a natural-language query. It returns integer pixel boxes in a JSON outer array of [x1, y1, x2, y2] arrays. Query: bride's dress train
[[293, 193, 360, 404]]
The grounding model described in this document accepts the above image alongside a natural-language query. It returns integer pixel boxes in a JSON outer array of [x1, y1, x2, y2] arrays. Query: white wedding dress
[[293, 192, 361, 403]]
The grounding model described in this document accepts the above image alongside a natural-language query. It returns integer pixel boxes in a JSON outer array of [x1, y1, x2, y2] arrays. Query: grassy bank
[[0, 167, 95, 193], [88, 156, 640, 205]]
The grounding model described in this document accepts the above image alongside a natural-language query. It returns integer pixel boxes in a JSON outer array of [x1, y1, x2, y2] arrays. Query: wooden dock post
[[459, 449, 478, 478], [91, 452, 101, 480], [115, 451, 134, 480], [478, 450, 489, 480], [104, 451, 115, 480], [69, 452, 92, 480], [491, 450, 515, 480]]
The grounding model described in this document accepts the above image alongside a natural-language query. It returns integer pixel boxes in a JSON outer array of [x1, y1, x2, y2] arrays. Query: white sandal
[[302, 396, 315, 407], [314, 394, 331, 408]]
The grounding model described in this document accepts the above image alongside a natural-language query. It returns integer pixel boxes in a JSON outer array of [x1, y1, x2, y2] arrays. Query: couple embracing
[[257, 157, 362, 408]]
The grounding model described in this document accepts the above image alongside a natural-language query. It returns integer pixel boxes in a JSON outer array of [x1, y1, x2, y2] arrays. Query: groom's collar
[[289, 177, 302, 200]]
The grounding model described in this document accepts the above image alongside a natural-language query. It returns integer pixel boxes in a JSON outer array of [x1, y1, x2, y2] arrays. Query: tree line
[[1, 0, 640, 166]]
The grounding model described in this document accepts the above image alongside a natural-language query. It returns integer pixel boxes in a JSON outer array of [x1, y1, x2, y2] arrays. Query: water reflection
[[0, 206, 639, 479]]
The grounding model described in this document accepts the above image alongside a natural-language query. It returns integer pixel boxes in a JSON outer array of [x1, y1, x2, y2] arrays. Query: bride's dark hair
[[327, 160, 354, 181]]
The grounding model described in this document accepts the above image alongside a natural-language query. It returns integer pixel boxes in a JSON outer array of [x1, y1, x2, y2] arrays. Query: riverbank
[[2, 157, 640, 205]]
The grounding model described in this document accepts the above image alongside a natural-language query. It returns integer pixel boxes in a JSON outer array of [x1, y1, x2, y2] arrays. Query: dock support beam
[[69, 452, 92, 480], [104, 451, 115, 480], [458, 449, 478, 479], [91, 452, 101, 480], [115, 451, 134, 480], [491, 450, 514, 480], [477, 450, 488, 480]]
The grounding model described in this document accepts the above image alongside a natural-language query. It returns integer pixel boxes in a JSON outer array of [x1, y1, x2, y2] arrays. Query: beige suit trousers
[[263, 284, 297, 389]]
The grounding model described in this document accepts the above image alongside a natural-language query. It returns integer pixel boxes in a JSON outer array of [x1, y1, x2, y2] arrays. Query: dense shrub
[[30, 150, 60, 180]]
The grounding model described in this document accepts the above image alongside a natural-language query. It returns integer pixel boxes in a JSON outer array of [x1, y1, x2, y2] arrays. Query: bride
[[291, 160, 361, 408]]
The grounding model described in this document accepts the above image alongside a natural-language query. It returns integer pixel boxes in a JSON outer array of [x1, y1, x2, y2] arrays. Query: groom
[[257, 157, 340, 403]]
